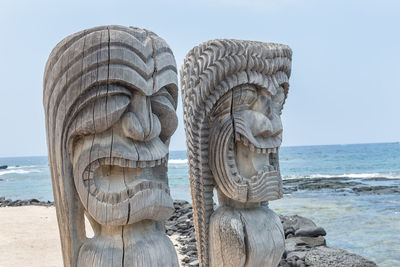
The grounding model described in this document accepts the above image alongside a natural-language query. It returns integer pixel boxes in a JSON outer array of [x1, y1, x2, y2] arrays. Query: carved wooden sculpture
[[43, 26, 179, 267], [181, 40, 292, 267]]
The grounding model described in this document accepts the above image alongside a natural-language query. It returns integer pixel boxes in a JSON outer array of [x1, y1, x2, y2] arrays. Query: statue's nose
[[121, 94, 161, 141], [250, 112, 282, 138], [238, 110, 282, 138]]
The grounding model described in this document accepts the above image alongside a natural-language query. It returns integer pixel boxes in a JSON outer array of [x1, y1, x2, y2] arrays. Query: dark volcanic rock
[[283, 176, 400, 196], [280, 215, 327, 238], [352, 186, 400, 194], [166, 200, 198, 267], [295, 227, 326, 237], [285, 236, 326, 254], [0, 197, 53, 207], [305, 246, 377, 267], [283, 177, 362, 193]]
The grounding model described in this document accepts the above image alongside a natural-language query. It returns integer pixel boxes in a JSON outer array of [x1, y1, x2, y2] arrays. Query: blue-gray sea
[[1, 142, 399, 266]]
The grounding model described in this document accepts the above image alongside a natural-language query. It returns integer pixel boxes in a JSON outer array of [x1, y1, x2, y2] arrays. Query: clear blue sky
[[0, 0, 399, 157]]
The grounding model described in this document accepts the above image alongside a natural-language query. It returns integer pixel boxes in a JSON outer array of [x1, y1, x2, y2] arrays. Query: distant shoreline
[[2, 175, 399, 205], [0, 141, 399, 159]]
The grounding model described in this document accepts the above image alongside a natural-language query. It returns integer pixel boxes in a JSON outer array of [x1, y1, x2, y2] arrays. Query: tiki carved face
[[210, 83, 287, 203], [69, 83, 177, 225], [41, 26, 180, 227]]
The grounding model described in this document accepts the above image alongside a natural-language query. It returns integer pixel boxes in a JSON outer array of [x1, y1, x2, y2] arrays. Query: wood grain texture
[[44, 25, 179, 267], [180, 39, 292, 267]]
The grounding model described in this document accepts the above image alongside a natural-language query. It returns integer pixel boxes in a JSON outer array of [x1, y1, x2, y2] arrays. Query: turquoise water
[[280, 142, 400, 179], [1, 142, 399, 266]]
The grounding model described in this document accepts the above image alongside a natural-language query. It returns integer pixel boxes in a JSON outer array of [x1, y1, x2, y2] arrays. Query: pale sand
[[0, 206, 183, 267]]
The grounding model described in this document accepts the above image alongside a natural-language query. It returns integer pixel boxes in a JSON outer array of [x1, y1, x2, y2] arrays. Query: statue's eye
[[69, 84, 131, 137], [266, 99, 272, 118], [232, 84, 257, 111]]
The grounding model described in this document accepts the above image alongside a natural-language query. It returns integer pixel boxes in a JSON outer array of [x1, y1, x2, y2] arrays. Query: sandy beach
[[0, 206, 183, 267]]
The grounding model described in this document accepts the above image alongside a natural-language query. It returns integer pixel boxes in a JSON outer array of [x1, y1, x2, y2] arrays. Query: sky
[[0, 0, 399, 157]]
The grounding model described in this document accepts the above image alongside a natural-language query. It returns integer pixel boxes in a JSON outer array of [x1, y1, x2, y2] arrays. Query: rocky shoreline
[[0, 196, 53, 207], [165, 200, 377, 267], [0, 197, 377, 267], [283, 176, 400, 195]]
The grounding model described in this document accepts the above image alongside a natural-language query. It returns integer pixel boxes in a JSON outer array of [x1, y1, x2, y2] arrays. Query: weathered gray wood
[[44, 25, 179, 267], [181, 39, 292, 267]]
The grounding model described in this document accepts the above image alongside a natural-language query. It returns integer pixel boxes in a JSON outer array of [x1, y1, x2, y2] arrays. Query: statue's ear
[[151, 87, 178, 142], [209, 117, 248, 202], [54, 159, 87, 266]]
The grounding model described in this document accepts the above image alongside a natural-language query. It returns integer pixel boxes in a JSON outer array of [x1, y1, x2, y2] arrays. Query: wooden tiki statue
[[181, 40, 292, 267], [43, 26, 179, 267]]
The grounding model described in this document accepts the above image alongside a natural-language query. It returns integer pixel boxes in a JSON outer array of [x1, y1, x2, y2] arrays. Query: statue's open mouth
[[230, 132, 282, 202], [73, 134, 174, 225], [82, 156, 170, 205]]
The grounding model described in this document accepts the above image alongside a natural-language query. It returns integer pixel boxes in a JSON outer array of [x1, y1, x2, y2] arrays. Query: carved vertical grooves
[[121, 226, 125, 267], [148, 30, 157, 141], [181, 39, 292, 266], [239, 213, 249, 266], [105, 27, 111, 128]]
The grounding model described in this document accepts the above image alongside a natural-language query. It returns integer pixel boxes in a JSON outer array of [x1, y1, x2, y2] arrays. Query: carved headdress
[[43, 26, 178, 266], [180, 39, 292, 266]]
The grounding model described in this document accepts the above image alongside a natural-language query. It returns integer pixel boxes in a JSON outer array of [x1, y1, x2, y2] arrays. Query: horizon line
[[0, 141, 398, 159]]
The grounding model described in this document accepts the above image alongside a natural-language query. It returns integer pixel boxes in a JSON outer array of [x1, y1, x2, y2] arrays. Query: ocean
[[1, 142, 399, 266]]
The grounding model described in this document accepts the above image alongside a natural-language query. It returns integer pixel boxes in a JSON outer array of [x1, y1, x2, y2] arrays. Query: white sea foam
[[6, 165, 39, 170], [0, 169, 42, 176], [283, 172, 400, 180], [168, 159, 188, 164]]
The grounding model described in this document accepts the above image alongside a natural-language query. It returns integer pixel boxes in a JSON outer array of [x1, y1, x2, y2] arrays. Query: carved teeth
[[148, 161, 155, 167], [86, 156, 169, 172], [138, 161, 146, 168], [113, 158, 121, 166], [232, 174, 241, 183], [249, 144, 255, 152], [96, 191, 105, 201], [88, 182, 96, 193], [228, 159, 235, 168], [127, 188, 134, 198], [129, 160, 137, 168]]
